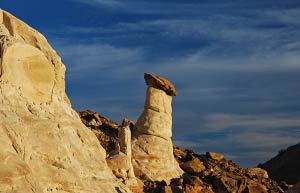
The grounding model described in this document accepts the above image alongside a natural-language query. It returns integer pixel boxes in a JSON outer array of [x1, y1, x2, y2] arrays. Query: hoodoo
[[132, 73, 183, 182], [0, 9, 129, 193]]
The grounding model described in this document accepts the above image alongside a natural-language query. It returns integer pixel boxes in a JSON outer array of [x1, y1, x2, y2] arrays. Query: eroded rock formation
[[107, 122, 138, 187], [2, 8, 294, 193], [131, 73, 183, 182], [79, 110, 287, 193], [0, 9, 130, 193], [79, 110, 140, 190]]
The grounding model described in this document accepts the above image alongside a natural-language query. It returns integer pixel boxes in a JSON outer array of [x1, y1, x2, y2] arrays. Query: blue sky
[[1, 0, 300, 167]]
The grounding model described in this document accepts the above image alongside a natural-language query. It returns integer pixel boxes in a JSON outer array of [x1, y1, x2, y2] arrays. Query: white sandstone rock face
[[0, 9, 130, 193], [135, 87, 172, 139], [119, 126, 132, 157], [132, 73, 183, 182]]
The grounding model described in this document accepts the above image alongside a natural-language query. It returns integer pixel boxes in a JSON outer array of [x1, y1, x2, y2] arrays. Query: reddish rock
[[78, 109, 285, 193], [79, 110, 119, 154], [206, 152, 224, 161], [144, 73, 177, 96], [244, 182, 268, 193], [247, 168, 269, 179], [180, 158, 205, 174]]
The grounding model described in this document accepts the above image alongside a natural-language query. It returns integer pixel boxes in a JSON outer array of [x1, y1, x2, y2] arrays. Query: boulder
[[247, 168, 269, 179], [144, 73, 177, 96], [244, 182, 268, 193], [183, 175, 213, 193], [107, 153, 132, 181], [173, 147, 284, 193], [206, 152, 224, 161], [180, 158, 205, 174], [213, 173, 247, 193], [107, 152, 137, 186], [0, 9, 130, 193]]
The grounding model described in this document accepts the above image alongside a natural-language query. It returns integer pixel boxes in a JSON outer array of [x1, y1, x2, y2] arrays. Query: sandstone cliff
[[0, 9, 130, 193]]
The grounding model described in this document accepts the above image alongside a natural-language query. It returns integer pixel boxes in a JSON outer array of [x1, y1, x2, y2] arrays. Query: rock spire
[[132, 72, 183, 182]]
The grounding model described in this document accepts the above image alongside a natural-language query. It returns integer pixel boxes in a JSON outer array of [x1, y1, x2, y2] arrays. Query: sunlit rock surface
[[0, 9, 130, 193], [132, 73, 183, 182]]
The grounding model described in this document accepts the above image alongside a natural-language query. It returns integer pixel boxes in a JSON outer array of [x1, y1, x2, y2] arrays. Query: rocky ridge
[[79, 110, 290, 193], [259, 143, 300, 185]]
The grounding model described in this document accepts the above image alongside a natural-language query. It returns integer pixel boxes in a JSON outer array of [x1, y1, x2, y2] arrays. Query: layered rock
[[0, 9, 130, 193], [132, 73, 183, 182]]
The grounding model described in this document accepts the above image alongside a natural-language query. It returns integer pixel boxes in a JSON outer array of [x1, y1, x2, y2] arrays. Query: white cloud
[[49, 3, 300, 74], [179, 128, 300, 167], [51, 41, 145, 79], [263, 7, 300, 26], [172, 112, 300, 166], [46, 1, 300, 167], [71, 0, 122, 7], [203, 113, 300, 131], [230, 132, 300, 149]]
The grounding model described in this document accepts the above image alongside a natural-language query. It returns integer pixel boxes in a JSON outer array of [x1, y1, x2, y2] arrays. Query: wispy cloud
[[51, 4, 300, 73], [230, 132, 300, 149], [51, 40, 145, 80], [174, 112, 300, 166], [67, 0, 224, 14], [263, 7, 300, 25], [45, 1, 300, 167], [70, 0, 122, 7], [203, 113, 300, 131]]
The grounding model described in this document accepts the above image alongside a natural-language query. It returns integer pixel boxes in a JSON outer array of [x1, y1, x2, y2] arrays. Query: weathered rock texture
[[132, 73, 183, 182], [78, 109, 120, 155], [173, 147, 285, 193], [107, 125, 137, 186], [79, 110, 140, 191], [0, 9, 130, 193], [79, 110, 288, 193]]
